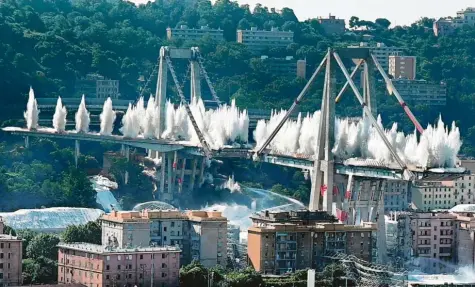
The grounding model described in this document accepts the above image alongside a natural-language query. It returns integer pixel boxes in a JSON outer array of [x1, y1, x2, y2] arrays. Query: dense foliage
[[61, 220, 101, 244], [179, 261, 350, 287], [0, 138, 97, 211]]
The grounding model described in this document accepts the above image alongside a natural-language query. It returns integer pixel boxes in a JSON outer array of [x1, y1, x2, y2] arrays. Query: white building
[[237, 27, 294, 54], [166, 25, 224, 42], [348, 42, 403, 71], [456, 7, 475, 27]]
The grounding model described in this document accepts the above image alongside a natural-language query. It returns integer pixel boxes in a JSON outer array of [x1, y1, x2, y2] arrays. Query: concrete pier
[[74, 140, 80, 168], [152, 151, 206, 203]]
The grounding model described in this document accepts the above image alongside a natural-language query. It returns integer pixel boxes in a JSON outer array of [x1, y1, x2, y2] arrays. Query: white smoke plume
[[120, 103, 140, 138], [53, 97, 67, 132], [161, 98, 249, 148], [75, 95, 90, 133], [254, 112, 462, 168], [23, 87, 40, 130], [142, 96, 156, 139], [100, 97, 116, 136]]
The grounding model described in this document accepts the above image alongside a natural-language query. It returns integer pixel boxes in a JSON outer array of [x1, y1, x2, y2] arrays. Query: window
[[106, 265, 110, 270], [162, 254, 167, 259], [0, 243, 3, 249], [0, 264, 3, 269], [164, 227, 167, 232], [171, 222, 175, 227], [106, 275, 110, 280], [118, 265, 121, 270], [128, 274, 132, 279], [161, 273, 167, 278], [118, 255, 121, 261], [117, 274, 120, 280], [106, 256, 110, 261], [162, 263, 167, 268], [140, 254, 143, 260]]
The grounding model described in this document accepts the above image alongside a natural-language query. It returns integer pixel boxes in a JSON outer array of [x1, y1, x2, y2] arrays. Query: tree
[[22, 256, 57, 284], [26, 234, 60, 261], [17, 230, 38, 258], [225, 268, 264, 287], [180, 261, 208, 287], [3, 225, 16, 236], [62, 220, 101, 244], [349, 16, 360, 28], [375, 18, 391, 29]]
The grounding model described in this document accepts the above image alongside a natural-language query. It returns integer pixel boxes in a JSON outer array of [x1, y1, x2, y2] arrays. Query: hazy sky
[[229, 0, 473, 26], [131, 0, 473, 26]]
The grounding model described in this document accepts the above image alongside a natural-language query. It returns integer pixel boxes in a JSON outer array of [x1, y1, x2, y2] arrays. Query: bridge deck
[[2, 127, 467, 181]]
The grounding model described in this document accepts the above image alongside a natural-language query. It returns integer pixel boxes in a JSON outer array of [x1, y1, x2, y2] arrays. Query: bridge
[[3, 47, 467, 263]]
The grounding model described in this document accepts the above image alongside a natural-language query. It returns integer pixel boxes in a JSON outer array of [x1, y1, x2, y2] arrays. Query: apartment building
[[412, 181, 455, 211], [101, 210, 227, 268], [259, 56, 306, 79], [57, 243, 180, 287], [349, 42, 403, 71], [410, 212, 456, 274], [433, 7, 475, 36], [391, 79, 447, 106], [247, 210, 377, 274], [397, 209, 475, 274], [96, 80, 119, 99], [389, 55, 416, 80], [413, 174, 475, 212], [75, 74, 119, 98], [456, 7, 475, 27], [317, 15, 345, 35], [0, 217, 23, 286], [237, 27, 294, 54], [433, 18, 456, 37], [384, 180, 410, 212], [166, 25, 224, 42]]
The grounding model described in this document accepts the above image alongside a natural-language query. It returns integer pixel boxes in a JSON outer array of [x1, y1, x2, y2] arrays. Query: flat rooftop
[[101, 210, 226, 223], [58, 242, 181, 254]]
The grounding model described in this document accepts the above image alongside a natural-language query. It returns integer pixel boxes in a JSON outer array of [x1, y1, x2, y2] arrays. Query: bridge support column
[[190, 50, 201, 103], [171, 151, 178, 192], [74, 140, 80, 168], [363, 59, 377, 118], [189, 158, 198, 192], [25, 136, 29, 148], [376, 181, 387, 264], [198, 157, 206, 187], [309, 50, 336, 213], [124, 145, 130, 185], [167, 152, 173, 195], [155, 47, 168, 138], [179, 158, 186, 193], [160, 153, 166, 195]]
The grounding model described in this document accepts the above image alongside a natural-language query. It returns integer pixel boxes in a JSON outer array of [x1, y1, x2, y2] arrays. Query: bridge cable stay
[[370, 54, 424, 134], [164, 56, 212, 158], [335, 59, 364, 103], [139, 57, 159, 99], [333, 52, 413, 179], [254, 51, 330, 157], [195, 51, 222, 105]]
